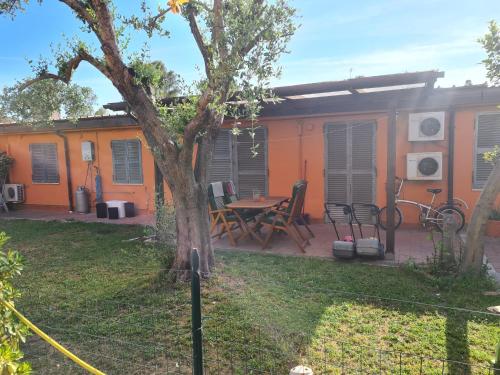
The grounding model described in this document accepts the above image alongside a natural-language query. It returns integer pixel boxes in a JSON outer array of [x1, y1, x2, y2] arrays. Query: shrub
[[0, 232, 31, 374], [0, 151, 13, 181]]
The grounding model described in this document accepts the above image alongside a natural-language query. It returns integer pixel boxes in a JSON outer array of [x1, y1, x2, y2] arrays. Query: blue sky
[[0, 0, 499, 106]]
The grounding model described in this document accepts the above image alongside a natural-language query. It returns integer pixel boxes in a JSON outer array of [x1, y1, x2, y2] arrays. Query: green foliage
[[157, 98, 197, 141], [0, 232, 31, 374], [483, 145, 500, 164], [129, 60, 180, 101], [0, 80, 96, 128], [0, 152, 13, 182], [479, 20, 500, 86]]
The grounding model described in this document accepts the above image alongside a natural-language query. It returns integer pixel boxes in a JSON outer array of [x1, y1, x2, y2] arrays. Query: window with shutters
[[208, 127, 268, 198], [324, 121, 376, 222], [30, 143, 60, 184], [474, 113, 500, 189], [111, 140, 143, 184]]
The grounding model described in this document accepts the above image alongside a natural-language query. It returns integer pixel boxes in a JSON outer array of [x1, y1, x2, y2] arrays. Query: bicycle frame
[[392, 178, 462, 226]]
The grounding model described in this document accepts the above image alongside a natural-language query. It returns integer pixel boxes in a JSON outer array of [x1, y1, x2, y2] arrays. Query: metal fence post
[[191, 249, 204, 375]]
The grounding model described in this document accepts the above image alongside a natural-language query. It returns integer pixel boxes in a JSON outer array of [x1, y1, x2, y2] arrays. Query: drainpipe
[[56, 131, 74, 211], [447, 108, 455, 206]]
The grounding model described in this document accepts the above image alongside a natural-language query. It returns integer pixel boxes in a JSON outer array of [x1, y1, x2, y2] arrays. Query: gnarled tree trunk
[[461, 159, 500, 274]]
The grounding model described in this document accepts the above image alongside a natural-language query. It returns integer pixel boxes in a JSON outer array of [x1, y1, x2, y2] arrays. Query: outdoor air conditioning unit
[[2, 184, 25, 203], [408, 112, 445, 141], [407, 152, 443, 180]]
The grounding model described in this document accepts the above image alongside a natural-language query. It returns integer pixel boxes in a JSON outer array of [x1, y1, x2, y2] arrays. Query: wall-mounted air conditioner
[[2, 184, 25, 203], [407, 152, 442, 180], [408, 112, 445, 141]]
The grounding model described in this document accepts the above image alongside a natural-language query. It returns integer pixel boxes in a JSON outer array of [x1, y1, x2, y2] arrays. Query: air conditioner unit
[[408, 112, 445, 141], [2, 184, 25, 203], [407, 152, 442, 180]]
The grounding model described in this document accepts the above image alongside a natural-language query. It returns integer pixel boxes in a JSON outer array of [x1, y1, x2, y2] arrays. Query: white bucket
[[106, 200, 127, 219]]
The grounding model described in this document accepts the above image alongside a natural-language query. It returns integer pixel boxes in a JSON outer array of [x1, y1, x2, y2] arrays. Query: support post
[[56, 131, 74, 212], [386, 109, 397, 254], [191, 249, 204, 375], [447, 108, 455, 205]]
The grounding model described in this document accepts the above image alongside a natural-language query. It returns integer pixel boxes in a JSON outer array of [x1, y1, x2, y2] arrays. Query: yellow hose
[[0, 299, 106, 375]]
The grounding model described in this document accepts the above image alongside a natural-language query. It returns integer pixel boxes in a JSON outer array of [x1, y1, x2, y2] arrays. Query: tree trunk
[[170, 180, 214, 281], [461, 159, 500, 274]]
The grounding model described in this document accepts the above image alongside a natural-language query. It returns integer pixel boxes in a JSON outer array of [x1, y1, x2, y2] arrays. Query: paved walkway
[[212, 223, 500, 271], [1, 208, 499, 273], [0, 207, 154, 226]]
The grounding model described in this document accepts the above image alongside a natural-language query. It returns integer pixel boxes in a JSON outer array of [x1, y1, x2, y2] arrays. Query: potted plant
[[0, 151, 13, 182], [487, 206, 500, 237]]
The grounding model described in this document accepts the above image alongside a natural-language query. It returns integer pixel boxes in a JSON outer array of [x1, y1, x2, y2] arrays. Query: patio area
[[0, 206, 154, 226], [1, 207, 499, 275], [212, 222, 500, 273]]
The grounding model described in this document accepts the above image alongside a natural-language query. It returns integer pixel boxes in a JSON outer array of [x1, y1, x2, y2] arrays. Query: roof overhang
[[0, 115, 138, 135]]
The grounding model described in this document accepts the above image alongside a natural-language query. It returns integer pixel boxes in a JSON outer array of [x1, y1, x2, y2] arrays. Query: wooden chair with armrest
[[260, 180, 311, 252]]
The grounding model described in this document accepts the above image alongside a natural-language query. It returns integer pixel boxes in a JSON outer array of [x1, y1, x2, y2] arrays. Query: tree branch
[[59, 0, 97, 29], [18, 51, 110, 91], [186, 6, 212, 79], [212, 0, 228, 60]]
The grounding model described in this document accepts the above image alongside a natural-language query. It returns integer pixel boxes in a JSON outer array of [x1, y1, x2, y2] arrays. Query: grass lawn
[[1, 219, 499, 374]]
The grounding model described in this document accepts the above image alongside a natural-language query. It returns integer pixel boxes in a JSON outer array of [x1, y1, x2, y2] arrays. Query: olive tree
[[0, 0, 296, 280], [461, 21, 500, 273]]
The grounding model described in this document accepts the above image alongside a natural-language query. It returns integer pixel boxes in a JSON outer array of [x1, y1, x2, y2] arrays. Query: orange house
[[1, 71, 500, 225]]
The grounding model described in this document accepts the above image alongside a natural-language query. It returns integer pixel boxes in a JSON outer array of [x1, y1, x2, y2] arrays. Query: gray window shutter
[[112, 140, 143, 184], [126, 140, 143, 184], [474, 113, 500, 188], [324, 121, 376, 222], [111, 140, 128, 183], [30, 143, 59, 183], [325, 123, 348, 216], [236, 127, 268, 198], [351, 122, 375, 204], [208, 129, 233, 183]]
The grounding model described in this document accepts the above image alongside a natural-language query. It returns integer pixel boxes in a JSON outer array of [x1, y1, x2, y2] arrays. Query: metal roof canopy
[[273, 71, 445, 97], [103, 71, 446, 112]]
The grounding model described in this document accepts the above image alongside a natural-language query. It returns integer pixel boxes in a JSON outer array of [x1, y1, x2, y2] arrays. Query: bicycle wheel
[[378, 206, 402, 230], [434, 205, 465, 233]]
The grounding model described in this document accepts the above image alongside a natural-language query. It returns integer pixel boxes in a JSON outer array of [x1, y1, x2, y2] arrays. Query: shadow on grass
[[446, 313, 471, 374]]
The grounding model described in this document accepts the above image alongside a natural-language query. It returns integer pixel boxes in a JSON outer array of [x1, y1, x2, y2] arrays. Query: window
[[208, 128, 268, 198], [30, 143, 59, 184], [474, 113, 500, 189], [111, 140, 143, 184]]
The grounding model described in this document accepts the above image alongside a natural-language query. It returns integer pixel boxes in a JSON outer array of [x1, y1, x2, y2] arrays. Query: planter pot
[[486, 220, 500, 237]]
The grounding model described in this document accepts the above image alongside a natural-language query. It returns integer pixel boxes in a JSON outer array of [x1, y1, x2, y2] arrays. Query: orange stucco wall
[[1, 127, 156, 212], [1, 105, 499, 221], [255, 106, 499, 223]]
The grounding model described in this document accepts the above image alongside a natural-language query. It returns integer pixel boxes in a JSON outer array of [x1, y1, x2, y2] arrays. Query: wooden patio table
[[226, 196, 289, 244]]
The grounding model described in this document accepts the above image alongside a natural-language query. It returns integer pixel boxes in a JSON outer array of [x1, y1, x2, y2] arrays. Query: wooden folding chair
[[260, 180, 312, 252], [208, 183, 241, 246]]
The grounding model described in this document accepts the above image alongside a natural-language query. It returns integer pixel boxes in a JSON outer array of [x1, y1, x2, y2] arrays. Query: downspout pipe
[[56, 131, 74, 212], [447, 108, 455, 206]]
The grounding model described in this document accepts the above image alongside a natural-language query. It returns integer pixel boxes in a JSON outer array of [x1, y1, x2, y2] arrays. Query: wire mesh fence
[[15, 255, 500, 375], [18, 289, 194, 374]]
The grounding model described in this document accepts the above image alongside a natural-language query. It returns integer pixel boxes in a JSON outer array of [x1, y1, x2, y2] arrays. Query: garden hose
[[0, 299, 106, 375]]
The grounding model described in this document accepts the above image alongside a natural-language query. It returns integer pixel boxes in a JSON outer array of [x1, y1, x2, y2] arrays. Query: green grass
[[1, 219, 499, 374]]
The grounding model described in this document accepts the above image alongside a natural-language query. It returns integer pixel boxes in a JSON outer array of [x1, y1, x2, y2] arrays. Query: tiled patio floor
[[1, 208, 499, 274], [213, 223, 500, 271], [0, 207, 154, 226]]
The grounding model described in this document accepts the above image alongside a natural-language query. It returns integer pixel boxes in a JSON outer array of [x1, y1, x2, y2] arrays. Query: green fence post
[[191, 249, 204, 375]]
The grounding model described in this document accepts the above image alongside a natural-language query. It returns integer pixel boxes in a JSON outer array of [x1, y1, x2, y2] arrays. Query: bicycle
[[379, 177, 467, 232]]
